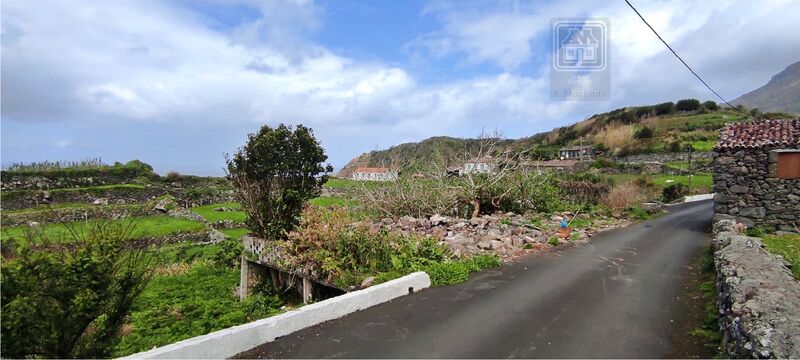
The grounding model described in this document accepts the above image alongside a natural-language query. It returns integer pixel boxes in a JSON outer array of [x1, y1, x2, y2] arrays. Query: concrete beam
[[120, 272, 432, 359]]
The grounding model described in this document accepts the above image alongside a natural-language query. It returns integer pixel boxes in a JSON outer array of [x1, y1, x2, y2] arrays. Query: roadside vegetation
[[762, 233, 800, 279]]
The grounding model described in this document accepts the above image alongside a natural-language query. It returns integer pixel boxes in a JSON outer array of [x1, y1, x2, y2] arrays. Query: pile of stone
[[371, 212, 622, 260]]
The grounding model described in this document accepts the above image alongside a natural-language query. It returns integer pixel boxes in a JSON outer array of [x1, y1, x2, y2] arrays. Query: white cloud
[[2, 0, 799, 172]]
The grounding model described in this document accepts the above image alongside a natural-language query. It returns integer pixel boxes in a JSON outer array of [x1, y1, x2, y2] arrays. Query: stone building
[[713, 119, 800, 230], [351, 167, 397, 181]]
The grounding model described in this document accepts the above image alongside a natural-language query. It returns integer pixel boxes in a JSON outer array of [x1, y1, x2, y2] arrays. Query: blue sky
[[2, 0, 800, 175]]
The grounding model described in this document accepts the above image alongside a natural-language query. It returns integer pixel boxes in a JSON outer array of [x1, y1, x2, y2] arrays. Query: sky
[[2, 0, 799, 175]]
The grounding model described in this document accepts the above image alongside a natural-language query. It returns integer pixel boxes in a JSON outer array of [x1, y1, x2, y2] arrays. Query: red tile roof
[[353, 167, 391, 173], [715, 119, 800, 150]]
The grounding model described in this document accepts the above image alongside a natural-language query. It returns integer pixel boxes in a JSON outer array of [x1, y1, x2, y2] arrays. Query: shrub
[[634, 126, 654, 139], [668, 141, 682, 152], [675, 99, 701, 112], [284, 206, 451, 287], [226, 124, 333, 240], [702, 101, 719, 111], [601, 182, 650, 212], [662, 183, 690, 202], [164, 171, 186, 183], [214, 236, 245, 268], [1, 220, 154, 358], [556, 180, 611, 205], [654, 102, 675, 115]]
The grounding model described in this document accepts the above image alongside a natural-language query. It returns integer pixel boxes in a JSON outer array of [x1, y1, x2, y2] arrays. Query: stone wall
[[713, 147, 800, 230], [615, 151, 712, 164], [712, 218, 800, 358]]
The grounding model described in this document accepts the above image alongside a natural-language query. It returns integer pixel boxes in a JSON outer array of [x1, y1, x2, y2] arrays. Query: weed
[[548, 236, 559, 246], [762, 233, 800, 279]]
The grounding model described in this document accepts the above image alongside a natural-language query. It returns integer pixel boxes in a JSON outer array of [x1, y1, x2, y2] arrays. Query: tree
[[636, 106, 654, 118], [702, 100, 719, 111], [226, 124, 332, 239], [675, 98, 701, 112], [654, 102, 675, 115], [1, 220, 154, 358]]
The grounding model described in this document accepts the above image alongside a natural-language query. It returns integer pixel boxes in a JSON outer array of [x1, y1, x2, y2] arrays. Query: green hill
[[337, 100, 794, 176]]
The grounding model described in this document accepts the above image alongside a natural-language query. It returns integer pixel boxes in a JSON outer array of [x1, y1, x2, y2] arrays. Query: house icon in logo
[[562, 28, 599, 62]]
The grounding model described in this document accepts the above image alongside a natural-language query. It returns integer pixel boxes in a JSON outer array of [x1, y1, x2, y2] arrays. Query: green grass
[[762, 233, 800, 279], [152, 242, 223, 265], [325, 178, 386, 190], [219, 227, 251, 240], [309, 196, 347, 207], [2, 202, 143, 216], [191, 202, 247, 223], [1, 216, 207, 244], [4, 183, 146, 196], [113, 264, 285, 357], [665, 159, 711, 170], [650, 111, 747, 132], [689, 140, 717, 152], [609, 173, 712, 192]]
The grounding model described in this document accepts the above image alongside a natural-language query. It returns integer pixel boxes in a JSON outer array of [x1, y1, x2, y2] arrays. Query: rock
[[730, 185, 750, 194], [490, 240, 504, 250], [208, 228, 226, 243], [477, 241, 492, 250], [360, 276, 375, 288], [470, 217, 489, 227], [511, 227, 526, 235], [399, 215, 417, 226], [740, 207, 766, 218], [154, 198, 171, 213], [92, 197, 109, 205], [447, 234, 472, 245], [429, 214, 448, 225], [480, 233, 500, 242], [431, 227, 447, 240]]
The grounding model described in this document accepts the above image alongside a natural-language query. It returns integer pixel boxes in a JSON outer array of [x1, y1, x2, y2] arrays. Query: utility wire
[[624, 0, 751, 117]]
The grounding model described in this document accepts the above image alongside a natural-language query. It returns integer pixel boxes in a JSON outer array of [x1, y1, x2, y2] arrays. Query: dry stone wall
[[713, 148, 800, 230], [712, 217, 800, 358]]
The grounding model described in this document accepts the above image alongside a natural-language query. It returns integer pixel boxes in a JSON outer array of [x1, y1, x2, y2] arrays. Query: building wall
[[713, 147, 800, 230], [351, 172, 397, 181]]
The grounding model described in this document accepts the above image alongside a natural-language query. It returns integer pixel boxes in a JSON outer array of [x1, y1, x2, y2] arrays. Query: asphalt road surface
[[237, 200, 713, 359]]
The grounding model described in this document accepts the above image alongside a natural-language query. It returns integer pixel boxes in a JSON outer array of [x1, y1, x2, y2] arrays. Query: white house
[[464, 157, 495, 174], [351, 167, 397, 181], [559, 145, 594, 160]]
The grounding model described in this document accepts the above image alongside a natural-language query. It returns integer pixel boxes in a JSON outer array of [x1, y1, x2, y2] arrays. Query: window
[[776, 151, 800, 179]]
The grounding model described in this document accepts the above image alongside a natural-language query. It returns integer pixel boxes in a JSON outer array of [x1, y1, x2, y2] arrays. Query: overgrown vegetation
[[1, 220, 154, 358], [762, 233, 800, 279], [281, 206, 498, 288]]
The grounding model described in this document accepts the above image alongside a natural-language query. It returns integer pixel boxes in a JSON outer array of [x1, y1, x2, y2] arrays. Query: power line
[[624, 0, 751, 117]]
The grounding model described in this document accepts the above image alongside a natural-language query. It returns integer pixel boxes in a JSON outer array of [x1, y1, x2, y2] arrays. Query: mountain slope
[[733, 61, 800, 115]]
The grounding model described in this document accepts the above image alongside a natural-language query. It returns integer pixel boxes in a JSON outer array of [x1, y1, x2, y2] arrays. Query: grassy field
[[645, 110, 747, 132], [762, 233, 800, 279], [309, 196, 347, 207], [191, 202, 247, 223], [218, 227, 250, 240], [1, 216, 207, 244], [665, 159, 712, 170], [610, 173, 712, 193]]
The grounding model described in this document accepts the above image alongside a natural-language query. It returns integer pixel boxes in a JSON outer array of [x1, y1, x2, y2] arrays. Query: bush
[[164, 171, 186, 183], [601, 182, 650, 212], [702, 100, 719, 111], [654, 102, 675, 115], [1, 220, 154, 358], [662, 183, 690, 202], [214, 236, 245, 268], [634, 126, 654, 139], [668, 141, 682, 153], [675, 99, 701, 112], [284, 206, 451, 287], [227, 124, 333, 240]]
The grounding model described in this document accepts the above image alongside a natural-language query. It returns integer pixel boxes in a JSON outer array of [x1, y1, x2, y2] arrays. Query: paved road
[[238, 200, 713, 359]]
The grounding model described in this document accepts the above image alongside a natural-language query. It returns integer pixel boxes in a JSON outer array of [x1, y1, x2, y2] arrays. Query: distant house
[[351, 167, 397, 181], [527, 159, 584, 174], [464, 157, 495, 174], [559, 145, 594, 160], [713, 119, 800, 230]]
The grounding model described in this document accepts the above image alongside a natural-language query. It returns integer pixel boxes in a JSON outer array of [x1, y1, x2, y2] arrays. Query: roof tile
[[715, 119, 800, 150]]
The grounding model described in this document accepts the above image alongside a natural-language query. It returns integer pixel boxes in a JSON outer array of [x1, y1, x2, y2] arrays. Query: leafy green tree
[[635, 106, 654, 118], [675, 98, 701, 112], [654, 102, 675, 115], [226, 124, 332, 239], [702, 100, 719, 111], [1, 220, 154, 358]]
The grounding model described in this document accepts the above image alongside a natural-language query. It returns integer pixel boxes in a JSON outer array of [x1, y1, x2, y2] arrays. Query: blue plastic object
[[560, 220, 568, 229]]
